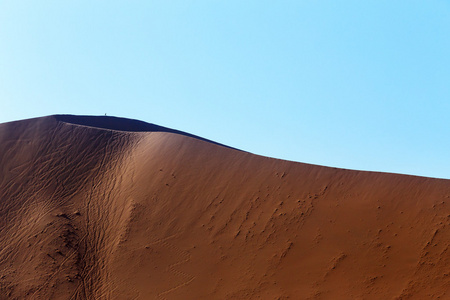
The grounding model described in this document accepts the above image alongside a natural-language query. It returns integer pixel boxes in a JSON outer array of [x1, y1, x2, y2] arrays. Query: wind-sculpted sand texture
[[0, 115, 449, 299]]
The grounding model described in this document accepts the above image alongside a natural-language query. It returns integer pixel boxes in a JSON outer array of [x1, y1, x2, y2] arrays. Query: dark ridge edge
[[53, 114, 239, 151]]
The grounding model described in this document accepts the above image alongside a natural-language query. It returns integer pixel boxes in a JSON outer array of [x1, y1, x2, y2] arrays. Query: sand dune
[[0, 115, 449, 299]]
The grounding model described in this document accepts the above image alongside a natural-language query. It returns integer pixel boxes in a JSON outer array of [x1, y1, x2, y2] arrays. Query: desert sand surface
[[0, 115, 449, 299]]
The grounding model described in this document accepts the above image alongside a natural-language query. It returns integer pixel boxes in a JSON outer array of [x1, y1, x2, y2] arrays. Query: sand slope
[[0, 115, 449, 299]]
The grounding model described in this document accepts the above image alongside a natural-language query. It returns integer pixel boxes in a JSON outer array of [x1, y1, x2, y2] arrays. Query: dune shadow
[[54, 115, 238, 150]]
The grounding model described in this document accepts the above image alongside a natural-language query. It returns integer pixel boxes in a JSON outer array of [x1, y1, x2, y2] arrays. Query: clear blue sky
[[1, 1, 449, 179]]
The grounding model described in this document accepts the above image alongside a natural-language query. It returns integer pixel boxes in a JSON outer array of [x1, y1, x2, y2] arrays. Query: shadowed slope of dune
[[54, 115, 236, 150], [0, 115, 449, 299]]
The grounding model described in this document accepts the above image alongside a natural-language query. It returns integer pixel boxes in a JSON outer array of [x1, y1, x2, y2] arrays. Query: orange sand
[[0, 115, 448, 299]]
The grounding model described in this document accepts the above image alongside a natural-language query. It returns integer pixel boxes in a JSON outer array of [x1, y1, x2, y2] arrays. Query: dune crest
[[0, 116, 449, 299]]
